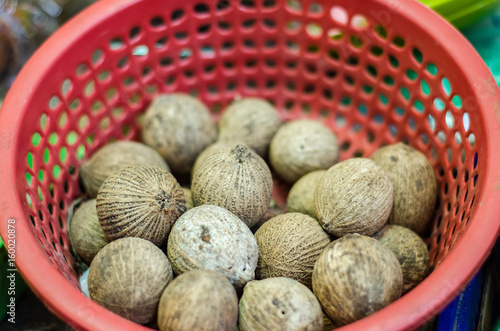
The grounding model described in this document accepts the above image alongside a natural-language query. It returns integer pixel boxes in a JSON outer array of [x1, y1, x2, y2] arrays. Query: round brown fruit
[[88, 237, 173, 325], [287, 170, 326, 218], [97, 164, 186, 247], [315, 158, 393, 237], [312, 234, 403, 326]]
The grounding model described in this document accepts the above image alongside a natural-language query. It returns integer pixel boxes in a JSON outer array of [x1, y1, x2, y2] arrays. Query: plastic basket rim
[[0, 0, 499, 330]]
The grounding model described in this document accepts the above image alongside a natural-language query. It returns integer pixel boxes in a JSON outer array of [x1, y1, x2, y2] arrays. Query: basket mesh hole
[[262, 19, 276, 29], [308, 3, 323, 15], [445, 111, 455, 129], [286, 0, 301, 13], [155, 37, 168, 49], [453, 95, 463, 109], [91, 49, 104, 66], [132, 45, 149, 56], [468, 134, 476, 147], [442, 77, 452, 96], [76, 63, 90, 76], [78, 115, 89, 131], [109, 37, 125, 51], [406, 69, 418, 81], [240, 0, 256, 9], [434, 98, 445, 111], [286, 20, 301, 33], [306, 23, 323, 37], [61, 79, 72, 96], [49, 96, 61, 110], [388, 54, 399, 68], [374, 25, 388, 39], [327, 28, 344, 41], [351, 14, 368, 29], [40, 114, 48, 131], [350, 35, 363, 48], [392, 36, 406, 48], [412, 48, 423, 64], [426, 62, 438, 75], [330, 6, 348, 25], [129, 26, 141, 40], [150, 16, 166, 28]]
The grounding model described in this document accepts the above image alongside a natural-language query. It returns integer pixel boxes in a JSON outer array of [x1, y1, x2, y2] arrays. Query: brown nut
[[287, 170, 326, 218]]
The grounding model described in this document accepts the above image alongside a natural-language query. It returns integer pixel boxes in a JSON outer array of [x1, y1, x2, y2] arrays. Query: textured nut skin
[[239, 277, 323, 331], [80, 141, 170, 198], [69, 199, 108, 264], [88, 237, 173, 324], [255, 213, 331, 288], [158, 269, 238, 331], [251, 206, 282, 233], [312, 234, 403, 326], [315, 158, 393, 237], [192, 144, 272, 228], [182, 188, 194, 210], [269, 120, 339, 183], [97, 164, 186, 247], [373, 225, 430, 293], [370, 142, 437, 234], [191, 141, 232, 179], [287, 170, 326, 218], [167, 205, 258, 289], [141, 93, 217, 174], [218, 98, 281, 157]]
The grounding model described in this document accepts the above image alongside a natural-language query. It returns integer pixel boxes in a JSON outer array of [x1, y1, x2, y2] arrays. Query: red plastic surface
[[0, 0, 499, 330]]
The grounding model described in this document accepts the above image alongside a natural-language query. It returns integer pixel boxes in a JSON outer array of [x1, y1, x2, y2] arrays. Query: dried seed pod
[[255, 213, 331, 288], [218, 98, 281, 157], [158, 269, 238, 331], [373, 225, 430, 293], [167, 205, 258, 289], [192, 144, 273, 228], [239, 277, 323, 331], [312, 234, 403, 326], [97, 164, 186, 247], [142, 93, 217, 174], [80, 141, 170, 198], [182, 187, 194, 210], [287, 170, 326, 218], [69, 199, 108, 264], [88, 237, 173, 324], [370, 143, 437, 234], [191, 141, 232, 179], [269, 120, 339, 183], [315, 158, 393, 237]]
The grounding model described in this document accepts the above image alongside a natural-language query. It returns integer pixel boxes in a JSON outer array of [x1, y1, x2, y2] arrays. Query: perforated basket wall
[[0, 0, 499, 330]]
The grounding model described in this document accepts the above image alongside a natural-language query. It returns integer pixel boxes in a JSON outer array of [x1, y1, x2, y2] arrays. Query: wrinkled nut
[[69, 199, 108, 264], [312, 234, 403, 326], [142, 93, 217, 174], [218, 98, 282, 157], [182, 187, 194, 210], [239, 277, 323, 331], [191, 141, 232, 179], [97, 164, 186, 247], [167, 205, 259, 290], [255, 213, 331, 289], [80, 141, 170, 198], [287, 170, 326, 218], [269, 120, 339, 183], [192, 144, 273, 228], [88, 237, 173, 325], [373, 225, 430, 293], [315, 158, 393, 237], [158, 269, 238, 331], [371, 142, 437, 234]]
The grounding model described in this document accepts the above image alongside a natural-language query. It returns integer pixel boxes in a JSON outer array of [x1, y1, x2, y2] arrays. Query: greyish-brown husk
[[254, 213, 331, 289], [239, 277, 323, 331], [96, 164, 186, 247], [80, 141, 170, 198], [88, 237, 173, 325], [287, 170, 326, 218], [218, 98, 282, 157], [157, 269, 238, 331], [69, 199, 108, 264], [370, 142, 437, 234], [315, 158, 393, 237], [191, 144, 272, 228], [312, 234, 403, 326], [269, 120, 339, 183], [191, 141, 233, 179], [141, 93, 217, 174], [167, 205, 259, 290], [373, 225, 430, 293]]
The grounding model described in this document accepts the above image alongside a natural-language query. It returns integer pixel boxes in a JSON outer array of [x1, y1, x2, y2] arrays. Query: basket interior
[[19, 0, 482, 291]]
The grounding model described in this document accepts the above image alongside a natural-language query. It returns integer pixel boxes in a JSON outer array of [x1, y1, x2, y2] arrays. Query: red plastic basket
[[0, 0, 499, 330]]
